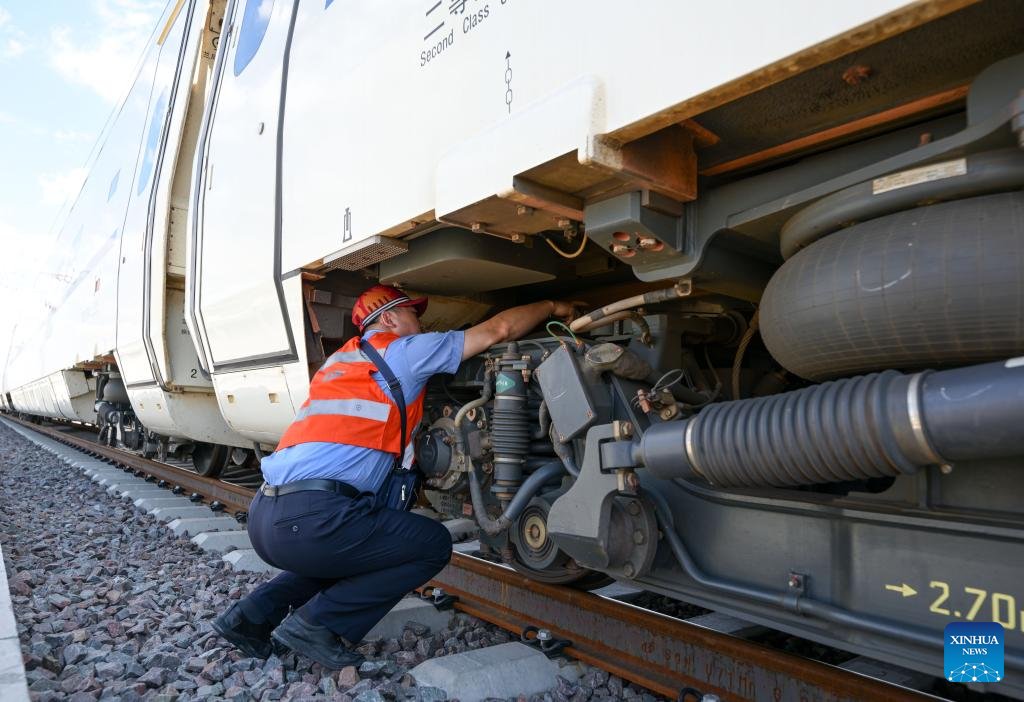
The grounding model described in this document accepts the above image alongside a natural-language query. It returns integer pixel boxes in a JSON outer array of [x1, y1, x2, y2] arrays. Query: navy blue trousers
[[236, 489, 452, 644]]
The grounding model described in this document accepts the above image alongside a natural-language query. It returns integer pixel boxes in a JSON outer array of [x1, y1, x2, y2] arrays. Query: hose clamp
[[906, 371, 945, 466]]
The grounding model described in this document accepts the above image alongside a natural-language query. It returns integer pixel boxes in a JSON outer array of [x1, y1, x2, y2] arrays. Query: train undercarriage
[[5, 4, 1023, 696]]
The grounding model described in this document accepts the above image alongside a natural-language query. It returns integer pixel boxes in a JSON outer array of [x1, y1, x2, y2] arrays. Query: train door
[[111, 0, 250, 448], [188, 0, 309, 443], [189, 0, 298, 372], [115, 1, 194, 390]]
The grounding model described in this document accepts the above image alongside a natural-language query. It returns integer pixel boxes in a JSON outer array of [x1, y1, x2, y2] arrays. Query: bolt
[[637, 237, 663, 251], [556, 217, 572, 229], [841, 64, 872, 85], [537, 629, 553, 642], [626, 500, 641, 516], [516, 205, 534, 216], [620, 422, 633, 437], [788, 574, 802, 589], [624, 472, 640, 492], [622, 562, 636, 578], [471, 222, 484, 233], [510, 233, 525, 243], [940, 464, 954, 474], [632, 529, 645, 545], [659, 407, 676, 420]]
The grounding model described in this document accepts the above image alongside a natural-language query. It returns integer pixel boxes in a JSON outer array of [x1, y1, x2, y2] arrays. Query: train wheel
[[191, 442, 228, 478], [509, 498, 612, 589]]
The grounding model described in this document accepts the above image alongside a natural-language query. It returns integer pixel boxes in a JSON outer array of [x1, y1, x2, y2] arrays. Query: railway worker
[[213, 284, 575, 668]]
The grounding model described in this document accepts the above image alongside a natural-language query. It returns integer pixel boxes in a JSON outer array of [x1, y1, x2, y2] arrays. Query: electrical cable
[[543, 232, 588, 259], [652, 368, 686, 393], [545, 320, 578, 345], [518, 338, 550, 358], [731, 309, 760, 400]]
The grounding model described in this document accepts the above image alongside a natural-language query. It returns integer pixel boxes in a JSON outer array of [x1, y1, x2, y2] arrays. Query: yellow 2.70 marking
[[928, 581, 1021, 631]]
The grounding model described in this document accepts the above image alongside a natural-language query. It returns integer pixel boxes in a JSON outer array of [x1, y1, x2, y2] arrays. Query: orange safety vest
[[277, 332, 425, 456]]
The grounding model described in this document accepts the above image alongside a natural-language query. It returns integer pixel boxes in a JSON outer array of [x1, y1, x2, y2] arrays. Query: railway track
[[5, 414, 944, 702]]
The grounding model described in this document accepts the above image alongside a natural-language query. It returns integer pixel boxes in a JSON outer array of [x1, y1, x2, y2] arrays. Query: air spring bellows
[[637, 358, 1024, 488], [761, 191, 1024, 380], [491, 346, 530, 503]]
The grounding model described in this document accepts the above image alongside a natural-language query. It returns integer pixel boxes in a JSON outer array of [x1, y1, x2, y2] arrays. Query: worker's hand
[[551, 300, 583, 322]]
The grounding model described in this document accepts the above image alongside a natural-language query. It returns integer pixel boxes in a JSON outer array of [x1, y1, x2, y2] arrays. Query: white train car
[[8, 0, 1002, 446], [5, 1, 1024, 690]]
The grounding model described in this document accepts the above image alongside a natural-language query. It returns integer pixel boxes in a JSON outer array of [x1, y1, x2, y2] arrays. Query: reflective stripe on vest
[[275, 332, 425, 455], [320, 349, 368, 369], [294, 398, 391, 423]]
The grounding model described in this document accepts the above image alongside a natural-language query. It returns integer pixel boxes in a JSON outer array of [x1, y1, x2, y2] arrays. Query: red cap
[[352, 285, 428, 331]]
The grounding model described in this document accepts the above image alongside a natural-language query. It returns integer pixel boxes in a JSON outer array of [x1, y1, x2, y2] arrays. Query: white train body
[[0, 0, 997, 447]]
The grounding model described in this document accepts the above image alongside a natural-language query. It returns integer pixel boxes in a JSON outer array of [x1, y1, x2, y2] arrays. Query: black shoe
[[212, 603, 275, 659], [270, 613, 365, 670]]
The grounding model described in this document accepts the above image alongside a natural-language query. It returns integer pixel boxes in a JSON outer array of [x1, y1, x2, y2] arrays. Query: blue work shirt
[[260, 329, 465, 492]]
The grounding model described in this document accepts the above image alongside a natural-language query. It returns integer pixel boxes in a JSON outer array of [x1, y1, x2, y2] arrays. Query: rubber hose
[[570, 283, 689, 333], [470, 461, 565, 536], [638, 358, 1024, 488], [549, 424, 580, 477], [453, 369, 493, 458], [531, 401, 550, 440], [573, 310, 652, 341]]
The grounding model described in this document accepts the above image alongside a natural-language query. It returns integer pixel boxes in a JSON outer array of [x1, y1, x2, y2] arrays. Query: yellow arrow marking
[[885, 583, 918, 597]]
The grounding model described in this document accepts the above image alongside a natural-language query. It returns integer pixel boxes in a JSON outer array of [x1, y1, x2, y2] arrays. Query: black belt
[[260, 479, 360, 498]]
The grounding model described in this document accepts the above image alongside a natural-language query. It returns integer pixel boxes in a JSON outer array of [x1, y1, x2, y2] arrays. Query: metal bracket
[[784, 571, 807, 612], [678, 686, 718, 702], [419, 586, 459, 611], [520, 626, 571, 657]]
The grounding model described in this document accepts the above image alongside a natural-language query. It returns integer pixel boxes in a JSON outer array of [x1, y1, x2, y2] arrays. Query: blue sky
[[0, 0, 165, 371]]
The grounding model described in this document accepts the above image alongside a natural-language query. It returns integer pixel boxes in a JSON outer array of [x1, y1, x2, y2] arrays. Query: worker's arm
[[462, 300, 575, 360]]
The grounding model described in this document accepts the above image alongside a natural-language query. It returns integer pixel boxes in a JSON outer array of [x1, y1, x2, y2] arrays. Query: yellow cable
[[543, 233, 588, 259]]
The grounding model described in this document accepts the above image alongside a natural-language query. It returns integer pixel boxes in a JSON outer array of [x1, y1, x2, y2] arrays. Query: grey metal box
[[536, 345, 596, 442]]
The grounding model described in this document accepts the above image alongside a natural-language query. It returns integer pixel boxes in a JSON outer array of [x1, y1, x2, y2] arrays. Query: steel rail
[[429, 554, 936, 702], [6, 415, 254, 514], [8, 414, 936, 701]]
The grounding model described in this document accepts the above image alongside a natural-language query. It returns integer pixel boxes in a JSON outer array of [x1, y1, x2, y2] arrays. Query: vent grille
[[322, 236, 408, 272]]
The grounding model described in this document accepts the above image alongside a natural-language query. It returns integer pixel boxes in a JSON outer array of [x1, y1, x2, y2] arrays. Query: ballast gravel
[[0, 426, 668, 702]]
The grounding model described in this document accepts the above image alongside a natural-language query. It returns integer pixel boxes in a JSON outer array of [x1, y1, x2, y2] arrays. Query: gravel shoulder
[[0, 424, 667, 702]]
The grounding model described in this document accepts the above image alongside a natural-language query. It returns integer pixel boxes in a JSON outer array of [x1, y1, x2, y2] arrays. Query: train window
[[137, 90, 169, 196], [233, 0, 275, 76]]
